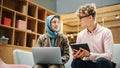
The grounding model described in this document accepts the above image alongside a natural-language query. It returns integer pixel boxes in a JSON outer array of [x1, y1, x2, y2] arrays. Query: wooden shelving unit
[[0, 0, 59, 64], [0, 0, 58, 47]]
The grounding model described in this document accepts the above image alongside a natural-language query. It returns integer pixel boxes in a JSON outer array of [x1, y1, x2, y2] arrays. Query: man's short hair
[[76, 3, 96, 19]]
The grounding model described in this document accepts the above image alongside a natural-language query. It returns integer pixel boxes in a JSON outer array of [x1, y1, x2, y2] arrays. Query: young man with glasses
[[71, 3, 115, 68]]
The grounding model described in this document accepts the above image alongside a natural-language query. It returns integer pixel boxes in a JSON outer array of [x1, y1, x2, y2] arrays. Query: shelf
[[16, 11, 26, 16], [3, 0, 13, 9], [3, 0, 27, 14], [38, 19, 45, 23], [0, 26, 13, 44], [27, 17, 37, 33], [14, 30, 26, 46], [46, 10, 55, 17], [0, 24, 14, 29], [2, 6, 15, 13], [15, 13, 27, 30], [37, 34, 41, 37], [15, 28, 26, 32], [36, 34, 40, 44], [27, 31, 36, 35], [16, 12, 26, 21], [15, 0, 27, 14], [38, 7, 45, 20], [1, 8, 15, 27], [37, 20, 45, 34], [26, 33, 36, 47], [28, 1, 37, 18]]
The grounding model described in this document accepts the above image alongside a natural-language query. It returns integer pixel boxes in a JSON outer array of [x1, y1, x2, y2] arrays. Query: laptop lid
[[32, 47, 63, 64]]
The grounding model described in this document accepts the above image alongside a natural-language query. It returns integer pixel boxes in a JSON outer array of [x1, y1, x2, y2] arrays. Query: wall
[[56, 0, 120, 14], [31, 0, 120, 14], [31, 0, 56, 12]]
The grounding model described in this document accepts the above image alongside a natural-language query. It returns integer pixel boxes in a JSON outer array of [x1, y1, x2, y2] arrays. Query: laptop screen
[[32, 47, 63, 64]]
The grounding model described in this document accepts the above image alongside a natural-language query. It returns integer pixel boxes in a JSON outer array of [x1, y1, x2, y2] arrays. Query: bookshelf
[[0, 0, 58, 47], [0, 0, 59, 64]]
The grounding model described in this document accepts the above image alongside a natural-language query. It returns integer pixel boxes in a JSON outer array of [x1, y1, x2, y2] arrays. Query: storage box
[[3, 17, 11, 26], [17, 20, 27, 30]]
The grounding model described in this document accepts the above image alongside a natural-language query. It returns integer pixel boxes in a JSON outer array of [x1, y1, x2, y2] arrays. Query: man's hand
[[72, 48, 90, 59], [72, 49, 78, 59]]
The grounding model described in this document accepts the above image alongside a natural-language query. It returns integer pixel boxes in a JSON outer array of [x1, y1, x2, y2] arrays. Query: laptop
[[32, 47, 63, 64]]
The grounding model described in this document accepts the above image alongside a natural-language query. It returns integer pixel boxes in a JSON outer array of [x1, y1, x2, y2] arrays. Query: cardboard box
[[3, 17, 11, 26], [17, 20, 27, 30]]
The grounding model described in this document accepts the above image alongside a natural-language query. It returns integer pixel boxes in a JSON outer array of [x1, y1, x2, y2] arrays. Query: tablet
[[70, 43, 90, 52]]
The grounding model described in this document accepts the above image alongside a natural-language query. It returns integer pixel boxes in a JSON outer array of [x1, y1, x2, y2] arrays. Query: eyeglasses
[[79, 15, 90, 19]]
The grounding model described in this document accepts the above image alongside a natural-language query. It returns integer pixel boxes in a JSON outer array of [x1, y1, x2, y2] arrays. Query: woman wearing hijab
[[33, 15, 70, 68]]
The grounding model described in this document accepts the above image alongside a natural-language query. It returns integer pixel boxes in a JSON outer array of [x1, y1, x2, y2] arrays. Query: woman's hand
[[72, 48, 90, 59]]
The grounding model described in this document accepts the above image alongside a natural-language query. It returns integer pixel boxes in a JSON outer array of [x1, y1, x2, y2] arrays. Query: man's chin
[[80, 25, 87, 29]]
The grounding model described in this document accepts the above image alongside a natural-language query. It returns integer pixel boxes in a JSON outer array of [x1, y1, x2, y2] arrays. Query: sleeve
[[36, 35, 43, 47], [89, 29, 113, 61], [61, 35, 70, 63]]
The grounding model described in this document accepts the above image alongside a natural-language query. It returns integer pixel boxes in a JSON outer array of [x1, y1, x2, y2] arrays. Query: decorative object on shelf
[[27, 29, 32, 32], [17, 20, 27, 30], [0, 36, 9, 45], [116, 14, 120, 19], [3, 17, 11, 26], [70, 34, 74, 40], [67, 34, 75, 43], [16, 40, 20, 46]]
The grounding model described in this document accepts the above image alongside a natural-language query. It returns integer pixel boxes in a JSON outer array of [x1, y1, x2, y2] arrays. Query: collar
[[45, 33, 63, 47], [87, 23, 100, 34]]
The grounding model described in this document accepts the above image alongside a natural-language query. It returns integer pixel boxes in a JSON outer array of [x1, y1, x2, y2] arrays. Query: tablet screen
[[70, 43, 90, 52]]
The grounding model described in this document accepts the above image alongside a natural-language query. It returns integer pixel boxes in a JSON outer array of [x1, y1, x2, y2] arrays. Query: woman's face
[[51, 17, 60, 31]]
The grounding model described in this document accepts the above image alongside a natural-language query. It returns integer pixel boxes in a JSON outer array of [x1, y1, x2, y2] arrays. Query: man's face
[[79, 14, 92, 28]]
